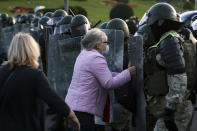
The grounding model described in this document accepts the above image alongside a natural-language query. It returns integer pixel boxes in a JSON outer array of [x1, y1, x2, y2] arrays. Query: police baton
[[69, 8, 75, 16], [91, 20, 102, 28]]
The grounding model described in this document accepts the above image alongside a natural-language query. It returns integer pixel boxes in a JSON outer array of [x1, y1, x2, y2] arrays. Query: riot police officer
[[31, 17, 40, 29], [7, 16, 16, 26], [70, 14, 90, 37], [15, 14, 21, 24], [30, 17, 40, 41], [0, 13, 8, 27], [106, 18, 133, 131], [47, 9, 67, 26], [106, 18, 130, 70], [18, 15, 28, 24], [35, 11, 43, 18], [27, 14, 35, 24], [140, 3, 193, 131], [44, 12, 54, 18], [57, 15, 72, 35], [99, 22, 108, 29], [106, 18, 130, 40]]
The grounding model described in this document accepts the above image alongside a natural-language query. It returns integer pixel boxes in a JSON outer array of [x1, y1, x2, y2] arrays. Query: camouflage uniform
[[145, 32, 193, 131], [153, 73, 193, 131]]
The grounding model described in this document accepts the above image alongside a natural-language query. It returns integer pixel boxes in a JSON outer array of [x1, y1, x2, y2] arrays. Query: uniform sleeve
[[159, 36, 188, 110], [160, 36, 185, 75], [90, 56, 131, 89], [35, 71, 70, 117], [165, 73, 188, 110]]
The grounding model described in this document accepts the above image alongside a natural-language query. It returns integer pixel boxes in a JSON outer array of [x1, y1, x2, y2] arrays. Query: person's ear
[[96, 43, 100, 49]]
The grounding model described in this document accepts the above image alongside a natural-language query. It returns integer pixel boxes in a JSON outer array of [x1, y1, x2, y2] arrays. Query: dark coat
[[0, 65, 70, 131]]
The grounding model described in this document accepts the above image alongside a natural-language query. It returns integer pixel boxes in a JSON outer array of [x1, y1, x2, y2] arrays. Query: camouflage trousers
[[154, 100, 193, 131]]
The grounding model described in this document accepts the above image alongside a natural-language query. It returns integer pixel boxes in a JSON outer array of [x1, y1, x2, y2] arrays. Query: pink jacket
[[65, 49, 131, 117]]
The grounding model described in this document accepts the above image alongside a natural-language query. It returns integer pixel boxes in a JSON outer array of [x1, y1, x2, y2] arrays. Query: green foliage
[[110, 4, 134, 20], [73, 0, 87, 1], [183, 1, 194, 10], [115, 0, 129, 4]]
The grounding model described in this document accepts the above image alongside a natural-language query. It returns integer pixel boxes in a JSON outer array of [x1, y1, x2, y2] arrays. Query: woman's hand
[[128, 61, 136, 75], [67, 109, 80, 131], [128, 66, 136, 75]]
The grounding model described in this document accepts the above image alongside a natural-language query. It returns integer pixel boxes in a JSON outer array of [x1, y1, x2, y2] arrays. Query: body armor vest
[[145, 31, 196, 96]]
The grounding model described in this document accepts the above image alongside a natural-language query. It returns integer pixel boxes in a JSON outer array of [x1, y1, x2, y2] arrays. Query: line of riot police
[[1, 3, 197, 131]]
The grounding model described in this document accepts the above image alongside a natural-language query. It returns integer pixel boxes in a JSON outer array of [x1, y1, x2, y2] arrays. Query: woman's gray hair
[[81, 28, 107, 50]]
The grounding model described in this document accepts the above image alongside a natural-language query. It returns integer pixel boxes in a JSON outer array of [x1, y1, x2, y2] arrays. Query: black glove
[[163, 108, 178, 131]]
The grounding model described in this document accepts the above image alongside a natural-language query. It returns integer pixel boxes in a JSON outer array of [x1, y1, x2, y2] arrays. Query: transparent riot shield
[[101, 29, 126, 123], [45, 35, 82, 131], [128, 35, 146, 131], [0, 31, 10, 64], [0, 30, 14, 56], [13, 24, 30, 34], [47, 35, 82, 99]]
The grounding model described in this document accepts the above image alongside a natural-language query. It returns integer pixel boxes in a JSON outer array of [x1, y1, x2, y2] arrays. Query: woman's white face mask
[[97, 36, 109, 56], [101, 45, 109, 56]]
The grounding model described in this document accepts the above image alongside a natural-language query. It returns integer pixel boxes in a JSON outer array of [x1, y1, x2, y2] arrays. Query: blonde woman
[[0, 33, 80, 131]]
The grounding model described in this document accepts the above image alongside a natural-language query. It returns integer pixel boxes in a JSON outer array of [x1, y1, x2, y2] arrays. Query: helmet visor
[[139, 13, 148, 27], [192, 19, 197, 30], [47, 17, 62, 25], [53, 26, 60, 35], [60, 24, 70, 34]]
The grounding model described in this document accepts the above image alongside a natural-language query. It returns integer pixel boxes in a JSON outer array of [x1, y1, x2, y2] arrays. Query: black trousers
[[74, 111, 95, 131]]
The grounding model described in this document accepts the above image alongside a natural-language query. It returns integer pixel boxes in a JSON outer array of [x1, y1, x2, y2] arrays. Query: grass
[[0, 0, 190, 24]]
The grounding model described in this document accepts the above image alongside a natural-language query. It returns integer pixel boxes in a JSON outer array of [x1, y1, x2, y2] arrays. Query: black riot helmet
[[18, 15, 28, 24], [44, 12, 54, 18], [106, 18, 130, 39], [15, 14, 21, 23], [7, 16, 16, 26], [35, 12, 43, 18], [38, 16, 50, 29], [47, 9, 68, 26], [139, 3, 183, 41], [139, 3, 182, 26], [27, 14, 35, 24], [31, 17, 40, 28], [54, 9, 67, 17], [99, 22, 108, 29], [57, 15, 72, 34], [70, 14, 90, 37], [1, 13, 8, 22]]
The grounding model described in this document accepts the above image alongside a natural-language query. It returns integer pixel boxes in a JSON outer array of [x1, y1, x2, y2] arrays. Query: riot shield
[[47, 35, 81, 99], [29, 28, 40, 42], [0, 30, 15, 64], [128, 35, 146, 131], [101, 29, 126, 123], [101, 29, 124, 72], [2, 25, 15, 33], [13, 24, 30, 34], [42, 26, 55, 74]]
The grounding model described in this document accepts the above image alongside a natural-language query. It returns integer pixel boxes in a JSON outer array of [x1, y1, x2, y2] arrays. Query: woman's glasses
[[103, 41, 108, 44]]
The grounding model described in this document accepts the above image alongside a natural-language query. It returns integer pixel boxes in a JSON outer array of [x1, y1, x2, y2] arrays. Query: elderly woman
[[0, 33, 80, 131], [65, 28, 136, 131]]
